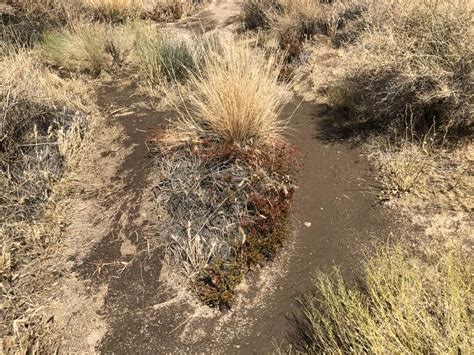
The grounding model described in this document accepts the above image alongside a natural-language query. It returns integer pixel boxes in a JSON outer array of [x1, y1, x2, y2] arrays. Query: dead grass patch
[[328, 0, 473, 139], [152, 140, 298, 310], [1, 50, 95, 353]]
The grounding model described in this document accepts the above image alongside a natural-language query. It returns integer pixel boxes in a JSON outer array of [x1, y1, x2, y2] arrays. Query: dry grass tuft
[[291, 243, 473, 353], [41, 22, 110, 74], [168, 37, 293, 144]]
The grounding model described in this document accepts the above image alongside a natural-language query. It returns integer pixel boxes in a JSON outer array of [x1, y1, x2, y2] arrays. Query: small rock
[[304, 222, 312, 228]]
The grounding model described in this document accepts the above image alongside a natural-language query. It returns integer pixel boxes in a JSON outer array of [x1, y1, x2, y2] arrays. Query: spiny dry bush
[[330, 0, 473, 140], [168, 38, 293, 144], [290, 243, 473, 353], [1, 51, 93, 352]]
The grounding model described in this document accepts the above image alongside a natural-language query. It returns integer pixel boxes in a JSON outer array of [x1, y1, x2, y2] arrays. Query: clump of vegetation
[[41, 22, 110, 74], [290, 243, 473, 353], [152, 140, 297, 310], [168, 39, 292, 144], [0, 0, 78, 46], [241, 0, 367, 57], [241, 0, 281, 31], [1, 51, 93, 353], [329, 0, 473, 140], [134, 28, 199, 84], [152, 38, 297, 309]]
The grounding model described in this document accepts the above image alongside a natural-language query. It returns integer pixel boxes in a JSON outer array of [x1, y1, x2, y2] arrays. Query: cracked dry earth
[[42, 0, 403, 353]]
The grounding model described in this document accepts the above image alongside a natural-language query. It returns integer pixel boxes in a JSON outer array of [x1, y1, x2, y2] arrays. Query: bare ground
[[23, 1, 410, 353]]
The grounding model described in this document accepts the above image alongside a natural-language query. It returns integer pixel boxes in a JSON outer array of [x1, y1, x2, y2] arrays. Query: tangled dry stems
[[152, 140, 297, 309]]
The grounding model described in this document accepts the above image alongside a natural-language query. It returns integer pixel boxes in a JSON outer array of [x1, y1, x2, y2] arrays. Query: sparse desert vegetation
[[291, 243, 473, 353], [1, 0, 472, 353], [240, 0, 473, 352]]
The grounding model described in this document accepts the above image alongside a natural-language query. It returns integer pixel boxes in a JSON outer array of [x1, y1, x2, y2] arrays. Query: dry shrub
[[241, 0, 281, 30], [152, 140, 297, 309], [291, 243, 473, 353], [242, 0, 368, 52], [168, 36, 293, 144], [330, 0, 473, 140]]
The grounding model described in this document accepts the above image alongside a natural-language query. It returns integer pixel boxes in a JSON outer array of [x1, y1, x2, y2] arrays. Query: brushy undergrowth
[[0, 0, 77, 46], [152, 140, 297, 310], [1, 50, 93, 353], [290, 243, 473, 353], [241, 0, 368, 59], [329, 0, 473, 140]]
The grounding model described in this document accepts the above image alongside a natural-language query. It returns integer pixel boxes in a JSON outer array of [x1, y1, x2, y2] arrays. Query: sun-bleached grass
[[329, 0, 473, 139], [1, 49, 94, 353], [292, 243, 473, 353], [168, 36, 293, 144]]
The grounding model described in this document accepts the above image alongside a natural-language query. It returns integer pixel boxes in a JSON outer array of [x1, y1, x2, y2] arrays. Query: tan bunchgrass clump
[[330, 0, 473, 139], [168, 37, 293, 144], [291, 243, 473, 353]]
